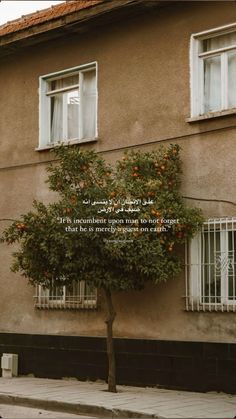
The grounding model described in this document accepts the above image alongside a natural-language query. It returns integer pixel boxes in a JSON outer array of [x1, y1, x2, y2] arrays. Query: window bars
[[34, 280, 97, 310], [185, 217, 236, 312]]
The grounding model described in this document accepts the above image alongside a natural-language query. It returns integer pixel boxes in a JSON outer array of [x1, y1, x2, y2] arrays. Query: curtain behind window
[[50, 75, 78, 142], [82, 70, 96, 139], [204, 33, 236, 113]]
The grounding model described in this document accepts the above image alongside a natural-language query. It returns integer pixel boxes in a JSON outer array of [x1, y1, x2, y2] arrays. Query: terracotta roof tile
[[0, 0, 102, 37]]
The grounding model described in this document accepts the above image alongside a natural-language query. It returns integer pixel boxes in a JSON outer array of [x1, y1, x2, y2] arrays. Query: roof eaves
[[0, 0, 103, 37], [0, 0, 163, 57]]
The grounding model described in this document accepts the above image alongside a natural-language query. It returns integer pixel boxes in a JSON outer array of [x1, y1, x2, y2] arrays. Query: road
[[0, 403, 97, 418]]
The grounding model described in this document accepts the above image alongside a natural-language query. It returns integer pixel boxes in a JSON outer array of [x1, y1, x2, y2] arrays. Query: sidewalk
[[0, 377, 235, 419]]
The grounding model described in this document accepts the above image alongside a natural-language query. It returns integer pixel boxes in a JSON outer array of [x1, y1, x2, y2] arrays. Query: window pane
[[51, 94, 63, 142], [39, 283, 64, 302], [228, 231, 236, 300], [50, 75, 78, 91], [67, 89, 79, 140], [49, 284, 64, 301], [204, 55, 221, 112], [65, 280, 96, 302], [51, 89, 79, 142], [228, 50, 236, 108], [202, 231, 221, 303], [66, 280, 80, 302], [82, 70, 96, 139], [85, 282, 96, 300], [202, 32, 236, 52]]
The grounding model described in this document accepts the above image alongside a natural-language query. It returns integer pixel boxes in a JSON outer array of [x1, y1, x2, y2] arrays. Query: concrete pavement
[[0, 377, 235, 418]]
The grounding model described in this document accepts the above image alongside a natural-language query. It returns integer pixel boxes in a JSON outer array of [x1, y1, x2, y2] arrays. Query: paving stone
[[0, 377, 235, 418]]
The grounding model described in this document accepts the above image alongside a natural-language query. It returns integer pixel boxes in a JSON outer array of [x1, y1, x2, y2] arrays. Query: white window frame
[[35, 280, 97, 310], [38, 62, 98, 149], [186, 217, 236, 312], [190, 23, 236, 117]]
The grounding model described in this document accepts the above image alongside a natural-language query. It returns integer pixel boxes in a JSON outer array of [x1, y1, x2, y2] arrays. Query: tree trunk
[[103, 287, 117, 392]]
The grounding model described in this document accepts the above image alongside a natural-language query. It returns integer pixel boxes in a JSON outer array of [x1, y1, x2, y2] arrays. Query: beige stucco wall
[[1, 1, 236, 342]]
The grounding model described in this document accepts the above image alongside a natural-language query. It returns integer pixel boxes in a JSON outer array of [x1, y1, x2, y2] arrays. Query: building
[[0, 0, 236, 392]]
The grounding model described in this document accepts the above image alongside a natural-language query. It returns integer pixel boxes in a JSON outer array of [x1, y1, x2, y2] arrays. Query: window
[[34, 280, 97, 309], [186, 218, 236, 312], [190, 24, 236, 117], [39, 63, 97, 148]]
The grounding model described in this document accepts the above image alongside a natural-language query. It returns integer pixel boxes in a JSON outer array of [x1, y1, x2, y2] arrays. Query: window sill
[[185, 300, 236, 312], [35, 303, 97, 310], [35, 137, 98, 151], [186, 108, 236, 123]]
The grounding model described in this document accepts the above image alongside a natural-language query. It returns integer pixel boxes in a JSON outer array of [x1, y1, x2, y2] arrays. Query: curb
[[0, 394, 163, 418]]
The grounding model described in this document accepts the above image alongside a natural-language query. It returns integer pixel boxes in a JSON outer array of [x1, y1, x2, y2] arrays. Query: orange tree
[[1, 144, 203, 392]]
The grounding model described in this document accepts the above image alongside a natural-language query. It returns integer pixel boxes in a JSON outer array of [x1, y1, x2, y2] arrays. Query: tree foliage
[[1, 144, 202, 290], [1, 144, 203, 392]]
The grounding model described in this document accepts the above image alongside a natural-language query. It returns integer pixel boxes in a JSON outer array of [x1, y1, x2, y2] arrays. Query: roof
[[0, 0, 162, 58], [0, 0, 102, 37]]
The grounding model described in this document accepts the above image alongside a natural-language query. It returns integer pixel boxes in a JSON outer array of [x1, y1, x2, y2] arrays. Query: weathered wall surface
[[1, 1, 236, 342]]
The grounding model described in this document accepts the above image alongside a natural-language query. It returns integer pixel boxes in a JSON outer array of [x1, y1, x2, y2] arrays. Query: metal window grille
[[34, 280, 97, 310], [185, 217, 236, 312]]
